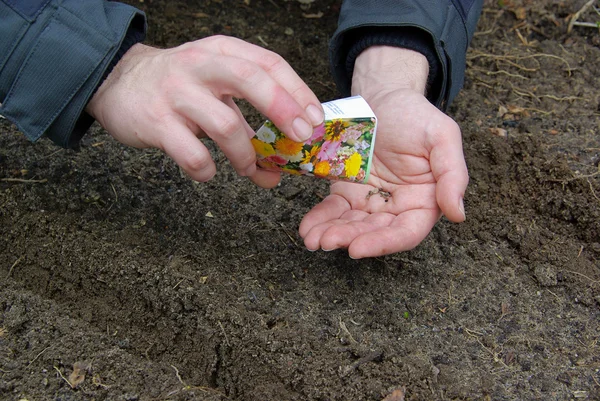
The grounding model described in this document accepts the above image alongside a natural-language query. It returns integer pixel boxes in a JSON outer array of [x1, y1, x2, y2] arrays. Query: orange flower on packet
[[252, 96, 378, 184]]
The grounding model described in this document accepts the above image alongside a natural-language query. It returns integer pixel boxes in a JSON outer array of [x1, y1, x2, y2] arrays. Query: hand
[[86, 36, 324, 188], [299, 46, 468, 258]]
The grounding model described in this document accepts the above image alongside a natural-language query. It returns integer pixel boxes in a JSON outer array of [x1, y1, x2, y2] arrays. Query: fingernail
[[321, 247, 335, 252], [292, 117, 312, 142], [459, 197, 466, 219], [306, 104, 324, 126]]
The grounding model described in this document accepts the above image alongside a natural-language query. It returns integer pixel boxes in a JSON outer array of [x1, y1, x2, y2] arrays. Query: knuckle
[[171, 44, 199, 66], [229, 62, 261, 82], [237, 152, 256, 174], [183, 151, 211, 173], [210, 35, 229, 46], [214, 116, 242, 140], [260, 51, 285, 72]]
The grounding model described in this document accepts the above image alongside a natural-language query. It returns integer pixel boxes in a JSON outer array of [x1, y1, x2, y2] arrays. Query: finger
[[199, 55, 318, 142], [248, 169, 281, 189], [157, 120, 216, 182], [429, 121, 469, 222], [302, 221, 339, 251], [223, 97, 283, 188], [206, 36, 324, 126], [176, 90, 257, 177], [319, 212, 395, 251], [224, 96, 258, 176], [299, 194, 350, 238], [347, 209, 440, 259], [303, 210, 371, 251]]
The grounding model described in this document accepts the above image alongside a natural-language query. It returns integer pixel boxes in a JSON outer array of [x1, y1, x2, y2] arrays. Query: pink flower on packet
[[317, 140, 341, 161]]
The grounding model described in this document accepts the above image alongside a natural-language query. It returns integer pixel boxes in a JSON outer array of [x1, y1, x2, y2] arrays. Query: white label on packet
[[322, 95, 376, 120]]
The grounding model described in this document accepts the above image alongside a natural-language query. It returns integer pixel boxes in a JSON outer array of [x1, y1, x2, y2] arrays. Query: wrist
[[351, 46, 429, 99], [86, 43, 151, 123]]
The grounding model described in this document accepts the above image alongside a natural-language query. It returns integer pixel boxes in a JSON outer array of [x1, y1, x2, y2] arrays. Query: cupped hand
[[86, 36, 323, 188], [299, 47, 468, 258]]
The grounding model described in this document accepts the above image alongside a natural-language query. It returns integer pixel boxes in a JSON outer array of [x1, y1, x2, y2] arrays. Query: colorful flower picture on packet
[[252, 96, 377, 184]]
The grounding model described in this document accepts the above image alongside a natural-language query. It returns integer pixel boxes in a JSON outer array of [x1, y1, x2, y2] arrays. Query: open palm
[[299, 89, 468, 258]]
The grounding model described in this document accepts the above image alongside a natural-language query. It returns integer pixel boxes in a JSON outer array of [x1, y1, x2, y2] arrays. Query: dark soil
[[1, 0, 599, 400]]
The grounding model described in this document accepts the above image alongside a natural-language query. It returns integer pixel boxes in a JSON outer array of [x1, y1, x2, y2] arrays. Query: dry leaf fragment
[[501, 302, 510, 316], [514, 7, 526, 20], [497, 105, 508, 118], [507, 105, 529, 117], [68, 361, 90, 388], [382, 387, 406, 401], [302, 12, 323, 18], [489, 128, 508, 138], [205, 211, 214, 218]]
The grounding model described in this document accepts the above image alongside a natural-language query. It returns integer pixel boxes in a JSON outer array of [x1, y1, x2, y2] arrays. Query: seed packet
[[252, 95, 377, 183]]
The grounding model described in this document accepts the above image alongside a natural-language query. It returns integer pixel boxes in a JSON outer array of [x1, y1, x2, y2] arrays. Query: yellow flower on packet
[[252, 96, 378, 184]]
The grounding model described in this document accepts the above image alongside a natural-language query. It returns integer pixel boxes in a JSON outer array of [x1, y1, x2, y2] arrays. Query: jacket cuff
[[342, 27, 443, 105], [0, 1, 146, 148], [72, 18, 147, 148]]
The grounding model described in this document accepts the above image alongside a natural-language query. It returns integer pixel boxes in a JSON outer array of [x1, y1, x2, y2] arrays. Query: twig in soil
[[508, 82, 584, 103], [257, 35, 269, 47], [338, 317, 357, 344], [26, 346, 51, 368], [571, 21, 600, 28], [468, 52, 573, 75], [218, 320, 230, 346], [563, 270, 600, 285], [170, 364, 229, 398], [54, 366, 74, 389], [172, 278, 185, 290], [279, 223, 299, 247], [40, 148, 63, 159], [110, 183, 118, 203], [469, 66, 528, 79], [1, 178, 48, 183], [568, 0, 598, 33], [7, 255, 24, 278], [475, 338, 511, 369], [464, 327, 484, 337], [171, 364, 185, 385], [547, 170, 600, 184], [587, 178, 600, 202]]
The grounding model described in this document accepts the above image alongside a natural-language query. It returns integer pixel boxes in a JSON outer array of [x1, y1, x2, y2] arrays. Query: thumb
[[429, 123, 468, 222]]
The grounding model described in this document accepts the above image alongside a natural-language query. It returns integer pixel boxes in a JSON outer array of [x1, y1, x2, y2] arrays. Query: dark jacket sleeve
[[0, 0, 146, 147], [330, 0, 483, 110]]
